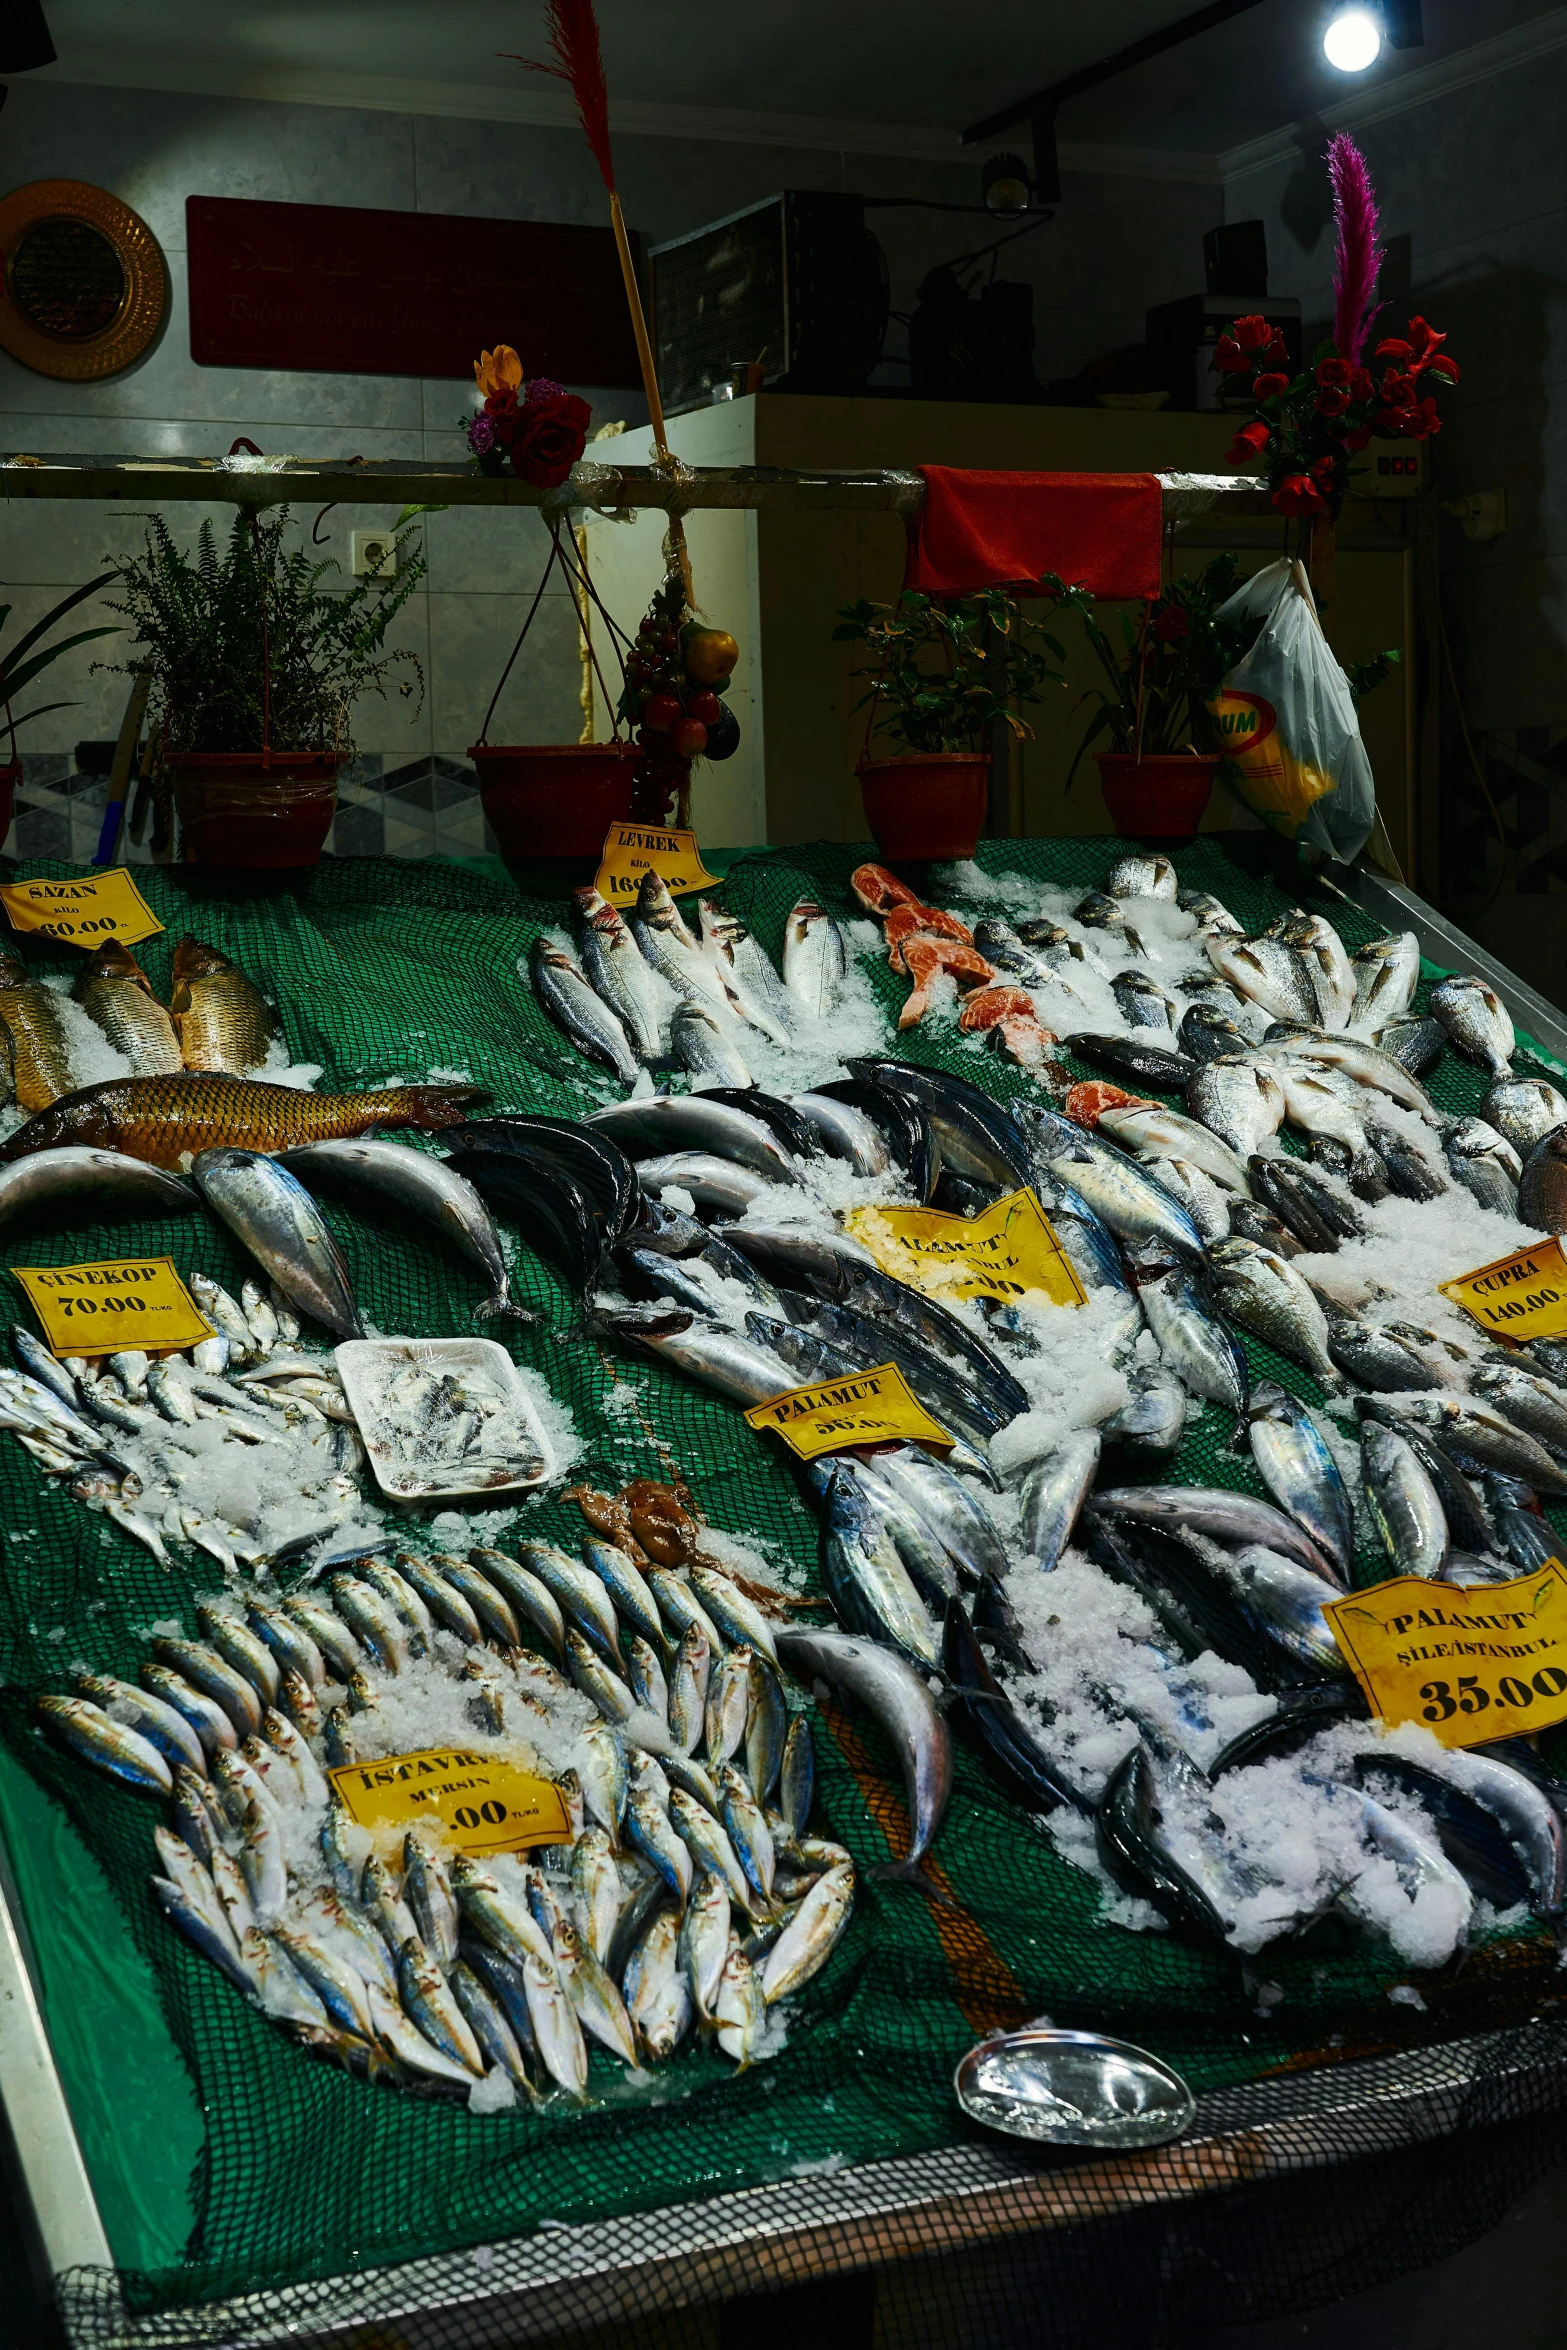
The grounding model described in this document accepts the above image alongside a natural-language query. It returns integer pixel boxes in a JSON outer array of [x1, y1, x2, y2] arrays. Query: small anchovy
[[1430, 973, 1515, 1075], [623, 1906, 692, 2060], [39, 1693, 173, 1792]]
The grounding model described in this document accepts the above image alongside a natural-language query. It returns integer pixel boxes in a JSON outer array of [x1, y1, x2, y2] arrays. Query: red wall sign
[[186, 195, 640, 385]]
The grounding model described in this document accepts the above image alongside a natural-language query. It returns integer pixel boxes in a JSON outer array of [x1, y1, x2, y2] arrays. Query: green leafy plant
[[0, 575, 120, 745], [105, 511, 426, 759], [832, 587, 1071, 756], [1068, 554, 1267, 782]]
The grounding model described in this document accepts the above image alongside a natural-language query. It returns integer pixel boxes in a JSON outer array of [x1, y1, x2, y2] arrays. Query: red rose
[[1252, 371, 1290, 398], [1349, 367, 1376, 403], [1214, 314, 1287, 373], [1404, 314, 1446, 363], [1224, 417, 1272, 467], [484, 385, 521, 426], [1427, 353, 1460, 382], [1379, 369, 1418, 409], [1316, 355, 1351, 389], [1273, 473, 1326, 517], [499, 390, 592, 488], [1400, 396, 1442, 440], [1315, 385, 1350, 417], [1153, 606, 1189, 643]]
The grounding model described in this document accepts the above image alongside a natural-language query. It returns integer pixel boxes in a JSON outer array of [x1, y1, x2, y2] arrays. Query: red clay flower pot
[[471, 743, 640, 858], [1095, 752, 1217, 843], [857, 751, 991, 863], [167, 751, 344, 869]]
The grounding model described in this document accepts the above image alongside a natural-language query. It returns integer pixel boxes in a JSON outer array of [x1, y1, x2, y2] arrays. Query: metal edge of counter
[[1329, 865, 1567, 1067]]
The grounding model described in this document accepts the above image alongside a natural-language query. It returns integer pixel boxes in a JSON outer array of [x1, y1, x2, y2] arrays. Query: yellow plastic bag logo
[[1205, 688, 1334, 833]]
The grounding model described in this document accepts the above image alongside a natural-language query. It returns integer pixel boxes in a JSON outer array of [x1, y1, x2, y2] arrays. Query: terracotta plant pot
[[470, 743, 640, 859], [168, 751, 344, 869], [1096, 752, 1217, 843], [0, 760, 19, 851], [857, 751, 991, 863]]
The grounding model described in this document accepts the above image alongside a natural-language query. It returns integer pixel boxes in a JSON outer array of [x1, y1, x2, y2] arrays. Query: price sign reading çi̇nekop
[[13, 1257, 213, 1358], [1323, 1561, 1567, 1748], [1439, 1235, 1567, 1345], [328, 1746, 572, 1858], [0, 868, 164, 950]]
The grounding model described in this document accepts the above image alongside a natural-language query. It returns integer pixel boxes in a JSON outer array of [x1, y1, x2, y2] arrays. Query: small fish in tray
[[335, 1338, 554, 1502]]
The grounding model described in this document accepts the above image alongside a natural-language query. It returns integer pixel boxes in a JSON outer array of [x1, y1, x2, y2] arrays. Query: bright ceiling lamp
[[1323, 8, 1384, 70]]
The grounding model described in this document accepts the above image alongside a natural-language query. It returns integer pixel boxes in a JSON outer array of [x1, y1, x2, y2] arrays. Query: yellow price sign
[[0, 868, 163, 949], [1322, 1561, 1567, 1747], [1438, 1235, 1567, 1345], [594, 821, 721, 906], [13, 1256, 213, 1358], [744, 1360, 953, 1463], [328, 1746, 572, 1858], [845, 1188, 1086, 1310]]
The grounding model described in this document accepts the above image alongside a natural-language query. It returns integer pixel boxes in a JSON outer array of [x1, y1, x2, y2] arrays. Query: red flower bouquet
[[1219, 139, 1458, 524], [465, 345, 592, 487]]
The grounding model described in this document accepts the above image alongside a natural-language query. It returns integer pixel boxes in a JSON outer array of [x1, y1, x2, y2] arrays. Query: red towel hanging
[[904, 466, 1163, 602]]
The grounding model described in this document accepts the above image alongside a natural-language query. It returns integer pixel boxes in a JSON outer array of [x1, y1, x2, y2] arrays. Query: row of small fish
[[529, 871, 846, 1091]]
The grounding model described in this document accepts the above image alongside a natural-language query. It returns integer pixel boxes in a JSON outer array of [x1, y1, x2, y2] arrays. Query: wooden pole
[[607, 191, 693, 605]]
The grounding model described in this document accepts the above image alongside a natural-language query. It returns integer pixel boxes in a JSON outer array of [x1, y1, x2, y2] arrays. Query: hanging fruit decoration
[[621, 572, 742, 826]]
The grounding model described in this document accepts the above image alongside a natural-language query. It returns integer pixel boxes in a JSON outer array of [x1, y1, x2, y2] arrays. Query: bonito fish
[[73, 941, 183, 1074], [0, 1076, 483, 1170]]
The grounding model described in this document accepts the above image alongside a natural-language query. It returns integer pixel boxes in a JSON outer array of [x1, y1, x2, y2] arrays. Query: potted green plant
[[0, 575, 121, 843], [107, 510, 424, 869], [833, 588, 1070, 860], [1069, 554, 1258, 840]]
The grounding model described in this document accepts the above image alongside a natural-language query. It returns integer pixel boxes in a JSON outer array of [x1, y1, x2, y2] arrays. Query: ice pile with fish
[[37, 1478, 853, 2097]]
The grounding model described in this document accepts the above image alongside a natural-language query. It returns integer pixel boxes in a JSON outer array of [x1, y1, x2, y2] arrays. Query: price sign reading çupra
[[0, 868, 164, 950], [594, 822, 721, 906], [13, 1257, 213, 1358], [328, 1746, 572, 1858], [1439, 1234, 1567, 1345], [1323, 1561, 1567, 1748], [744, 1361, 954, 1464]]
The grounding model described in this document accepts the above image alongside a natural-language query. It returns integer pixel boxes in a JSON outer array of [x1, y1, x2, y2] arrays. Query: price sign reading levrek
[[1322, 1560, 1567, 1747], [1438, 1235, 1567, 1345], [845, 1188, 1087, 1310], [594, 821, 721, 906], [12, 1257, 214, 1358], [744, 1361, 953, 1463], [0, 868, 164, 950], [328, 1746, 571, 1857]]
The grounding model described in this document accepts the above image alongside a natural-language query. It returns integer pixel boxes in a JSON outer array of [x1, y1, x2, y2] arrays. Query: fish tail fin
[[473, 1296, 536, 1326], [405, 1085, 490, 1128], [869, 1857, 959, 1910]]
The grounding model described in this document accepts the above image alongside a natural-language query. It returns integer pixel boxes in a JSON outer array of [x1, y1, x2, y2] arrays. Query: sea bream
[[1430, 974, 1515, 1075], [1347, 932, 1420, 1037]]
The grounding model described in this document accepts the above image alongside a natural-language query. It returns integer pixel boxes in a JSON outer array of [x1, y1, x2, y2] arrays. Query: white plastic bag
[[1204, 558, 1376, 863]]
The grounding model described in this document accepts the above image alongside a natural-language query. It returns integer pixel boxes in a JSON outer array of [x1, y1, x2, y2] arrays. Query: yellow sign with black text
[[328, 1746, 572, 1856], [0, 868, 163, 949], [594, 821, 721, 906], [744, 1360, 954, 1463], [1322, 1561, 1567, 1747], [1438, 1235, 1567, 1345], [13, 1256, 213, 1358], [845, 1188, 1086, 1309]]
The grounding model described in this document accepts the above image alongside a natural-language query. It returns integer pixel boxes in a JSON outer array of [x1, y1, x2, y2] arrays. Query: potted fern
[[108, 510, 424, 868], [1, 576, 121, 842], [833, 589, 1070, 860]]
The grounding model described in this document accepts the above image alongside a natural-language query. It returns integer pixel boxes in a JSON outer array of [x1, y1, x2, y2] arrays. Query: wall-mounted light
[[981, 154, 1033, 216], [1323, 8, 1383, 71]]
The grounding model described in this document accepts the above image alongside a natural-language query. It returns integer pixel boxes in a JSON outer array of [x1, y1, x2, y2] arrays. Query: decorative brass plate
[[0, 179, 166, 380]]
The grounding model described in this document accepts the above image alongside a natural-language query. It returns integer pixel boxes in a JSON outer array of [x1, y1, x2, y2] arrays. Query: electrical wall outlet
[[350, 529, 397, 578], [1443, 490, 1508, 542], [1361, 437, 1427, 497]]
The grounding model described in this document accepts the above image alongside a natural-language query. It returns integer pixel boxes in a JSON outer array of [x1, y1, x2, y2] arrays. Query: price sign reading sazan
[[594, 822, 721, 906], [744, 1361, 954, 1463], [1322, 1561, 1567, 1747], [13, 1258, 214, 1358], [1438, 1235, 1567, 1344], [0, 868, 164, 949], [328, 1746, 572, 1857]]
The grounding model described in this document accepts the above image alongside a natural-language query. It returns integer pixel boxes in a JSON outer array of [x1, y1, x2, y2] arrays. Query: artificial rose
[[1214, 313, 1287, 373], [501, 390, 592, 487], [1376, 315, 1446, 368], [1316, 355, 1351, 389], [1273, 473, 1326, 517], [1427, 353, 1461, 382], [1153, 606, 1189, 643], [1224, 417, 1272, 466], [474, 345, 523, 398], [1349, 366, 1376, 402], [1379, 369, 1418, 410], [1315, 385, 1350, 417], [484, 385, 521, 428], [1252, 371, 1290, 398], [1400, 396, 1442, 439]]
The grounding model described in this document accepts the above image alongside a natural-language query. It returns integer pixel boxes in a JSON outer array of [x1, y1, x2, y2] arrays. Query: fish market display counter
[[3, 835, 1567, 2350]]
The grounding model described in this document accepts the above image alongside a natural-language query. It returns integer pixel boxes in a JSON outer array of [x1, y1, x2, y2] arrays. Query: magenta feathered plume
[[1328, 132, 1384, 365]]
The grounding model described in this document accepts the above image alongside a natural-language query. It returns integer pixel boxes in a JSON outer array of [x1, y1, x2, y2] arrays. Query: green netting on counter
[[0, 836, 1564, 2345]]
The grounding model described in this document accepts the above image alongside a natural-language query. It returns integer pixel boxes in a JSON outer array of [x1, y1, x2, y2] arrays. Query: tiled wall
[[0, 77, 1220, 852]]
